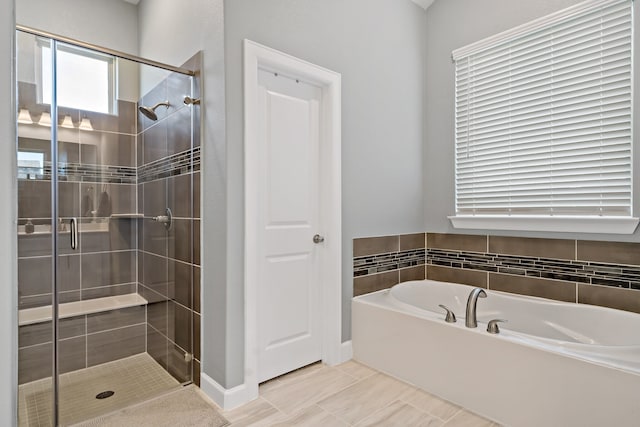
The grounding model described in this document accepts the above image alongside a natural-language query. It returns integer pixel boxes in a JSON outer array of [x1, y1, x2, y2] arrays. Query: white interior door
[[256, 69, 323, 382]]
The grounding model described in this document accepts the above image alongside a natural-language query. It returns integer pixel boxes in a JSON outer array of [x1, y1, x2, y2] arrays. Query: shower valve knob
[[152, 208, 173, 230]]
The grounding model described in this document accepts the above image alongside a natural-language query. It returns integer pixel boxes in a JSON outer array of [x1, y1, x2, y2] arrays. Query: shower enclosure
[[16, 27, 201, 426]]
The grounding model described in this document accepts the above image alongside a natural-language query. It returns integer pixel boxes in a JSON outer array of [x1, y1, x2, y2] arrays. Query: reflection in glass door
[[17, 28, 199, 426]]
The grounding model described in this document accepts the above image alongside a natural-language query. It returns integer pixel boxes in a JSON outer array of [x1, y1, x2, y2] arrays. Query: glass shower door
[[17, 28, 197, 426], [54, 40, 148, 425]]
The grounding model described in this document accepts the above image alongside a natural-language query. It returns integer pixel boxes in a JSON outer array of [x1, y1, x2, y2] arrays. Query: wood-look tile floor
[[223, 360, 500, 427]]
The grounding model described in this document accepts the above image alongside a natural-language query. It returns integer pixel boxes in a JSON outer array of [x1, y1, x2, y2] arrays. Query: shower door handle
[[70, 217, 78, 250]]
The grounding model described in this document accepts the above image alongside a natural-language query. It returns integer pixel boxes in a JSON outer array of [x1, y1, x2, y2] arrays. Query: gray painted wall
[[225, 2, 426, 381], [424, 0, 640, 243], [137, 0, 229, 387], [16, 0, 141, 102], [0, 0, 17, 423], [16, 0, 139, 55]]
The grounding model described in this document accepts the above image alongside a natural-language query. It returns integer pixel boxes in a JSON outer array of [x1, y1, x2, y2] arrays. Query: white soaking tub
[[352, 280, 640, 427]]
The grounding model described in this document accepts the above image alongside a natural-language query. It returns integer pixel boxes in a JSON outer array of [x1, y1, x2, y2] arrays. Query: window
[[40, 42, 115, 114], [17, 151, 44, 180], [451, 0, 638, 234]]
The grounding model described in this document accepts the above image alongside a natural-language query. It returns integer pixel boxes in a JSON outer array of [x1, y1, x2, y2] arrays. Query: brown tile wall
[[353, 233, 426, 296], [137, 53, 201, 385], [18, 307, 146, 384], [426, 234, 640, 313], [354, 232, 640, 315], [17, 82, 139, 309]]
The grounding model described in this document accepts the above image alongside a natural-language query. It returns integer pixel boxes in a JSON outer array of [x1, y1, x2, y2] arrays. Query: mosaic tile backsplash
[[427, 249, 640, 290], [353, 249, 425, 277], [353, 233, 640, 314]]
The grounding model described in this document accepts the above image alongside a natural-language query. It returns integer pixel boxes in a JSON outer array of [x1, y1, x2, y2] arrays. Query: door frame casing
[[243, 39, 342, 403]]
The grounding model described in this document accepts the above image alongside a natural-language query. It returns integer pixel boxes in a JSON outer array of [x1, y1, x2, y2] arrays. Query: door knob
[[313, 234, 325, 244]]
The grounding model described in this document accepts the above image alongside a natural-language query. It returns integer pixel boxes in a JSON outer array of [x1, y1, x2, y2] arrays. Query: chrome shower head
[[138, 101, 170, 121]]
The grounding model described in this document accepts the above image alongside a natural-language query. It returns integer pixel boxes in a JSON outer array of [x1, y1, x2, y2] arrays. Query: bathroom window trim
[[450, 0, 639, 234]]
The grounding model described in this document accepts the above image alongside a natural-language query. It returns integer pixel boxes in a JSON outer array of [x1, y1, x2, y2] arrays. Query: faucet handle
[[487, 319, 507, 334], [438, 304, 457, 323]]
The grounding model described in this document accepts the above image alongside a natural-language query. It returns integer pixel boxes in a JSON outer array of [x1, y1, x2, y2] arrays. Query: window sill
[[448, 215, 640, 235]]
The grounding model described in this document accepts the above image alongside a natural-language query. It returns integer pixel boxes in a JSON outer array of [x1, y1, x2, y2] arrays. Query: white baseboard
[[200, 342, 351, 410], [200, 373, 258, 410], [340, 340, 353, 363]]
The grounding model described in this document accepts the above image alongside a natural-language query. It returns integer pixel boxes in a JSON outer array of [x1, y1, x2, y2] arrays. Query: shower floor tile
[[18, 353, 181, 427]]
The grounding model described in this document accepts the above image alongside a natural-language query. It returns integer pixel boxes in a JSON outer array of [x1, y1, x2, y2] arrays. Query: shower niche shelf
[[18, 222, 111, 235], [18, 293, 148, 326]]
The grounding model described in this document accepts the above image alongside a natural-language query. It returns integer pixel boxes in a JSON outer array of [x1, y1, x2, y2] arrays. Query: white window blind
[[453, 0, 633, 219]]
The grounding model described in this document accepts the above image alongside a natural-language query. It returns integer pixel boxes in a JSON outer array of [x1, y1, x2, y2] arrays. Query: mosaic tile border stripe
[[19, 163, 137, 184], [352, 241, 640, 290], [426, 249, 640, 290], [138, 146, 201, 184], [353, 249, 425, 277], [18, 147, 201, 185]]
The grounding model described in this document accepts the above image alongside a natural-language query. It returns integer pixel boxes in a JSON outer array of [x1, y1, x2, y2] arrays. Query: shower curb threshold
[[19, 293, 148, 326]]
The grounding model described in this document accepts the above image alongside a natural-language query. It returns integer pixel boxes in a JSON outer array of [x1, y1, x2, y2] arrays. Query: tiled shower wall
[[354, 233, 640, 314], [17, 83, 138, 308], [137, 53, 201, 385]]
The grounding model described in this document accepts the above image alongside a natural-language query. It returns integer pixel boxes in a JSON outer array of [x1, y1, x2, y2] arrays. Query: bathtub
[[352, 280, 640, 426]]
